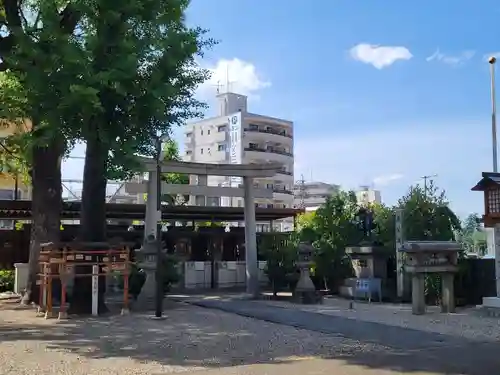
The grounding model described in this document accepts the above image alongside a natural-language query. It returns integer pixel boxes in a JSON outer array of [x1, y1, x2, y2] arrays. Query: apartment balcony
[[244, 146, 293, 164], [273, 187, 294, 202], [244, 127, 293, 145], [272, 187, 293, 195]]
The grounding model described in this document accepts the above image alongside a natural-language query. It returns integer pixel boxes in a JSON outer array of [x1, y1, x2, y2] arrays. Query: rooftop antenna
[[223, 63, 236, 93]]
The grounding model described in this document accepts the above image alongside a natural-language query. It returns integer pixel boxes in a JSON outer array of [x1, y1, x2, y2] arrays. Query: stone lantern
[[471, 172, 500, 312], [471, 172, 500, 228], [293, 241, 322, 304], [136, 235, 163, 305]]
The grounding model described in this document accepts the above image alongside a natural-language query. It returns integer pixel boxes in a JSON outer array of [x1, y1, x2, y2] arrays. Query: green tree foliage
[[160, 139, 189, 205], [66, 0, 214, 313], [456, 213, 487, 256], [261, 233, 298, 295], [0, 1, 81, 304], [288, 181, 464, 296], [397, 181, 461, 241], [72, 0, 215, 247], [294, 192, 361, 291]]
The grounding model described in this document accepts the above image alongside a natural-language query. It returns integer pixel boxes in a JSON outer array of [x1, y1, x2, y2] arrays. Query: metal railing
[[244, 127, 292, 139], [244, 147, 293, 157]]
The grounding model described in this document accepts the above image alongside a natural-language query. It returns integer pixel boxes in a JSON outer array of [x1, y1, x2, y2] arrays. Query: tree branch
[[3, 0, 22, 28], [0, 34, 15, 55], [59, 3, 81, 34]]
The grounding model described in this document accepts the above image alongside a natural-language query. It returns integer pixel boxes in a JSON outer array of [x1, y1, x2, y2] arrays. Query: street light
[[489, 56, 498, 173]]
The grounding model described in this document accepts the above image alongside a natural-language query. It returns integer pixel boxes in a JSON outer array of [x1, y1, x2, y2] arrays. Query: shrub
[[0, 270, 14, 293], [262, 239, 298, 296]]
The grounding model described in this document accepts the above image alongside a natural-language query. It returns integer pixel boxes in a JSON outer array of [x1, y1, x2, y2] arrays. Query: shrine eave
[[471, 172, 500, 191], [0, 200, 304, 221]]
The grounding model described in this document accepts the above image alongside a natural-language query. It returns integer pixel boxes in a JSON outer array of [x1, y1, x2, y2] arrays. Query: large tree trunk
[[68, 131, 108, 314], [21, 140, 63, 305]]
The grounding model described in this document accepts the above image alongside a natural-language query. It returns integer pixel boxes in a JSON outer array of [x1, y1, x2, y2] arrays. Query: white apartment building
[[356, 185, 382, 205], [293, 181, 340, 210], [183, 91, 294, 230]]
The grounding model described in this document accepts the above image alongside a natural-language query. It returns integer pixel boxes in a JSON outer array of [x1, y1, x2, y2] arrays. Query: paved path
[[2, 296, 500, 374], [174, 295, 500, 374], [0, 300, 411, 375]]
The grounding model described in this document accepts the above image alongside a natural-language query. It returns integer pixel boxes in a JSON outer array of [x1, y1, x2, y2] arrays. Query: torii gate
[[126, 158, 281, 297]]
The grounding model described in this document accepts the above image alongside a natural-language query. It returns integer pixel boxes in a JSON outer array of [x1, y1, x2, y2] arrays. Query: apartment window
[[267, 204, 273, 208], [0, 189, 14, 200], [207, 129, 211, 135], [200, 148, 204, 154], [201, 129, 204, 136], [207, 197, 220, 207], [249, 142, 258, 149], [218, 125, 226, 132], [185, 150, 192, 155], [218, 144, 226, 151], [186, 132, 192, 137], [249, 124, 258, 130], [207, 147, 211, 154]]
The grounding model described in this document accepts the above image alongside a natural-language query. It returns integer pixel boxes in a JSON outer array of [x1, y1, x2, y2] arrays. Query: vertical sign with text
[[228, 112, 242, 188]]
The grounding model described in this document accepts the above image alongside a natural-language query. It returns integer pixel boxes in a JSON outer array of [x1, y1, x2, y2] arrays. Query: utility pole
[[295, 174, 307, 209], [489, 56, 498, 172], [420, 174, 438, 197]]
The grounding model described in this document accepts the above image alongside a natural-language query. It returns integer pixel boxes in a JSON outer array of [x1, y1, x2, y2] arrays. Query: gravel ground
[[259, 296, 500, 342], [0, 301, 396, 375]]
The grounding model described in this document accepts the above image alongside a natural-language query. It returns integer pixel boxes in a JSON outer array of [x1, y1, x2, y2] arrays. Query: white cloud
[[373, 173, 404, 187], [293, 120, 491, 215], [426, 49, 475, 66], [349, 44, 413, 69], [197, 58, 270, 100]]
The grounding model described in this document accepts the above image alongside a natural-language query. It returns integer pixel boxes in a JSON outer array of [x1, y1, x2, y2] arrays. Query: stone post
[[494, 223, 500, 297], [441, 273, 455, 313], [411, 273, 426, 315], [144, 171, 158, 241], [394, 209, 405, 299], [243, 176, 258, 298]]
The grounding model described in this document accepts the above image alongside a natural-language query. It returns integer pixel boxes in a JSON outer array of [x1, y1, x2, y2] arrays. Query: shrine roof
[[0, 200, 303, 221], [471, 172, 500, 191]]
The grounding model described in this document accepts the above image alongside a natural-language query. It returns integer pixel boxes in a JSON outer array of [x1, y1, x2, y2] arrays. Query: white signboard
[[228, 112, 242, 187], [92, 265, 99, 316]]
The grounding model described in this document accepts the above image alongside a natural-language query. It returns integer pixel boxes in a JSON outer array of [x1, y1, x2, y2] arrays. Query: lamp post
[[489, 56, 498, 173], [154, 135, 164, 318]]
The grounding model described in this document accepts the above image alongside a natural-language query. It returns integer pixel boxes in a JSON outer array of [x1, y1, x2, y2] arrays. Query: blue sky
[[63, 0, 500, 218]]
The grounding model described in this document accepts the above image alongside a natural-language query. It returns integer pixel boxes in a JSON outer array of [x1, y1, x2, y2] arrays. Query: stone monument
[[341, 207, 389, 300], [399, 241, 460, 315], [293, 241, 322, 304]]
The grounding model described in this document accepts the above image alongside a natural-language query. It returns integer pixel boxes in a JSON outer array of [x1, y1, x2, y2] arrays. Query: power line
[[294, 174, 307, 209], [420, 174, 438, 197]]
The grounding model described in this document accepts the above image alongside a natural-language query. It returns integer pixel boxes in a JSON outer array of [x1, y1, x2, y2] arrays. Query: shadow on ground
[[0, 298, 498, 375]]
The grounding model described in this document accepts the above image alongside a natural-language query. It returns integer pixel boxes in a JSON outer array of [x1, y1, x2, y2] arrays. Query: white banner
[[228, 112, 242, 187]]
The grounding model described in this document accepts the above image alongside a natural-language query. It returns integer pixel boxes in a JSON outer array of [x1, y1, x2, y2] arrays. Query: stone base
[[292, 290, 323, 305], [480, 297, 500, 317]]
